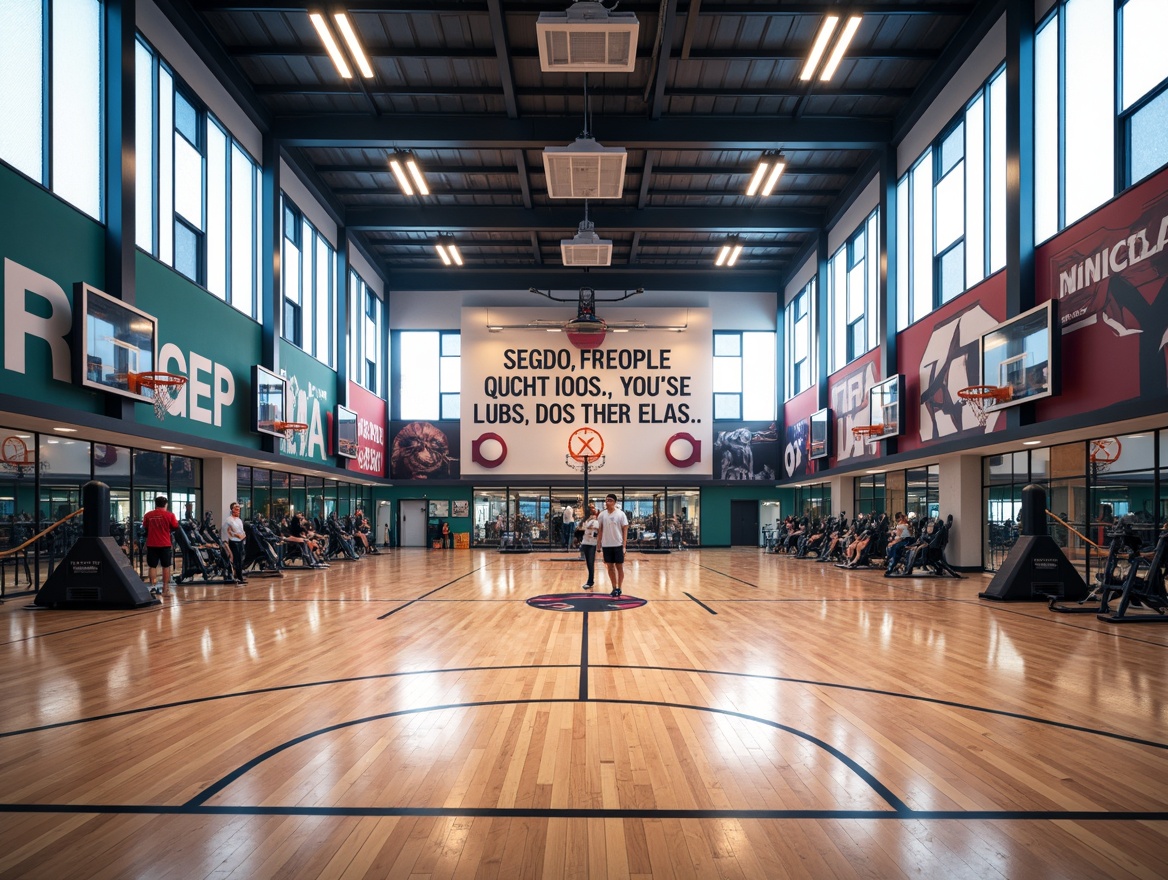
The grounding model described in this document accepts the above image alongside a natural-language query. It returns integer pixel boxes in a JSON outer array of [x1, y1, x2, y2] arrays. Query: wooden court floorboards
[[1, 548, 1166, 879]]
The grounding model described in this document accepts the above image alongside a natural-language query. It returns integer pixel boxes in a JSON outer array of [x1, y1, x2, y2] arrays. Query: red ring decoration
[[471, 432, 508, 468], [665, 432, 702, 468]]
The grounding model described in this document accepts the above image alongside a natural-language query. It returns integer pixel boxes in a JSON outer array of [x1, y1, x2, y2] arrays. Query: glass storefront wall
[[982, 429, 1165, 575], [470, 486, 702, 548], [0, 427, 204, 594], [791, 482, 830, 519]]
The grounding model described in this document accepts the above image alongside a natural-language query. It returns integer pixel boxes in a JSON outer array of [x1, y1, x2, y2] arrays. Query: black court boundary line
[[378, 565, 486, 618], [0, 607, 162, 646], [183, 697, 908, 811], [5, 661, 1166, 752], [0, 803, 1165, 822], [684, 592, 717, 614]]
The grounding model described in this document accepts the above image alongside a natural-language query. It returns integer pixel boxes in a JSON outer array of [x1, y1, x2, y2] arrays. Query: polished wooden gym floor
[[1, 548, 1166, 879]]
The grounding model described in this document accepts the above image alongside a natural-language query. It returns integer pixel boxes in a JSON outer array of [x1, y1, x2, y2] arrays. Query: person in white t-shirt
[[223, 503, 247, 585], [596, 493, 629, 597], [561, 502, 576, 550], [579, 504, 600, 590]]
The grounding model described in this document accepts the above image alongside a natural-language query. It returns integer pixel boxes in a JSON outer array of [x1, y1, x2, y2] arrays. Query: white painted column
[[938, 453, 984, 569], [203, 456, 238, 530]]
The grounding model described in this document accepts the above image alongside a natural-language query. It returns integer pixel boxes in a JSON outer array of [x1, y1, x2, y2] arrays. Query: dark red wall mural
[[1037, 165, 1168, 421], [782, 388, 818, 479], [827, 349, 881, 465], [898, 271, 1007, 452]]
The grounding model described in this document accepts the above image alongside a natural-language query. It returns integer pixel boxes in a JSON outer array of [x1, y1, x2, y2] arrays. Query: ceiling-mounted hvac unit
[[543, 137, 627, 199], [536, 1, 639, 73], [561, 217, 613, 266]]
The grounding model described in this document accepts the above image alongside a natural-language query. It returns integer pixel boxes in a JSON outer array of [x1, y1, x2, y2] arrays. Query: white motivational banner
[[461, 306, 712, 476]]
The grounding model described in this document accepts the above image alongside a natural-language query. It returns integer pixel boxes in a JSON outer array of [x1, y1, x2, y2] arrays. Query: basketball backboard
[[252, 365, 288, 437], [73, 283, 157, 401], [808, 408, 831, 460], [980, 301, 1059, 411], [336, 405, 359, 458], [867, 374, 903, 441]]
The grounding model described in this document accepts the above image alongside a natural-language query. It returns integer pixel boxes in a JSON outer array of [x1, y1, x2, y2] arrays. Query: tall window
[[0, 0, 103, 221], [1033, 0, 1167, 240], [713, 332, 776, 421], [397, 331, 460, 420], [785, 280, 815, 400], [135, 36, 260, 316], [281, 199, 336, 367], [1120, 0, 1168, 185], [349, 270, 383, 396], [897, 67, 1006, 329], [829, 210, 879, 372]]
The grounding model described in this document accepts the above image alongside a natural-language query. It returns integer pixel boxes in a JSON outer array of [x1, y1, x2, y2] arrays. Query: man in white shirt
[[596, 493, 629, 597], [224, 502, 247, 584], [561, 501, 576, 550]]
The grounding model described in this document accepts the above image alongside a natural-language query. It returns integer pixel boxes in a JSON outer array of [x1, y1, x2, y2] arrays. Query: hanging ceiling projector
[[542, 136, 627, 199], [561, 217, 612, 267], [536, 1, 640, 73]]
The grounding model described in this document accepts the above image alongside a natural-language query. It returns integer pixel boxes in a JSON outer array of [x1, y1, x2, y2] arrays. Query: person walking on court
[[142, 495, 179, 597], [224, 502, 247, 584], [579, 504, 600, 590], [561, 501, 576, 550], [597, 493, 629, 597]]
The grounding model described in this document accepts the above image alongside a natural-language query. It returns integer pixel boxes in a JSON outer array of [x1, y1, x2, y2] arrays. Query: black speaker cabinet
[[979, 535, 1089, 602], [34, 536, 158, 609]]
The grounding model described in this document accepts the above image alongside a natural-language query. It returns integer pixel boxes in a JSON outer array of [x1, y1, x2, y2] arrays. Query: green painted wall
[[279, 340, 339, 465], [699, 485, 792, 546], [135, 253, 262, 445], [373, 485, 475, 545], [0, 164, 105, 413]]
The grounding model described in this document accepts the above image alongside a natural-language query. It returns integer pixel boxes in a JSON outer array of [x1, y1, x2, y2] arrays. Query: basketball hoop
[[0, 435, 41, 476], [957, 385, 1013, 428], [565, 454, 606, 472], [273, 421, 310, 443], [1089, 437, 1122, 473], [851, 424, 885, 442], [128, 371, 188, 421]]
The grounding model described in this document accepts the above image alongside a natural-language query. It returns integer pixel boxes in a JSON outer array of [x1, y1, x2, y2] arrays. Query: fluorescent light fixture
[[1022, 440, 1042, 446], [715, 237, 744, 267], [747, 152, 787, 196], [546, 328, 562, 332], [53, 427, 78, 433], [310, 12, 352, 79], [745, 161, 770, 197], [333, 13, 374, 78], [160, 445, 182, 450], [388, 157, 413, 195], [761, 156, 786, 195], [820, 15, 862, 81], [405, 156, 429, 195], [800, 15, 839, 81], [435, 238, 462, 266]]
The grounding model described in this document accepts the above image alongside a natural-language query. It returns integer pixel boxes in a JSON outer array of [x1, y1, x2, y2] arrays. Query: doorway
[[730, 500, 761, 546], [398, 499, 429, 547]]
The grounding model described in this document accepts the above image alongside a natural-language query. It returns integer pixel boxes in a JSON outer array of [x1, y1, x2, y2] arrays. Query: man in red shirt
[[142, 495, 179, 597]]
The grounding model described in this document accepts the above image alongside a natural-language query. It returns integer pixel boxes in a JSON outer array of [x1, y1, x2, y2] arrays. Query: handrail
[[0, 508, 85, 558], [1045, 509, 1102, 551]]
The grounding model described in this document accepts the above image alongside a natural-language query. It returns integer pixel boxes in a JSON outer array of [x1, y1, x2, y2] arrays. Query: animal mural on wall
[[713, 422, 778, 480], [918, 303, 1001, 440], [390, 421, 459, 479], [831, 361, 876, 461]]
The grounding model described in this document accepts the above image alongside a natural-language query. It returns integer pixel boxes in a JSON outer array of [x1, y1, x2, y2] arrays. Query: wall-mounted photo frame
[[452, 499, 469, 517], [429, 500, 450, 517]]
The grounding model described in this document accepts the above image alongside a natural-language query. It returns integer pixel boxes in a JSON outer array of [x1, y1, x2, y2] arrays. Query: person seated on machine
[[286, 512, 326, 566], [351, 509, 379, 555], [839, 525, 875, 568], [884, 513, 913, 574]]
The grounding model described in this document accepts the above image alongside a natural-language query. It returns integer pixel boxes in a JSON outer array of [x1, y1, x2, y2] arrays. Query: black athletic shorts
[[146, 546, 173, 568], [601, 546, 625, 564]]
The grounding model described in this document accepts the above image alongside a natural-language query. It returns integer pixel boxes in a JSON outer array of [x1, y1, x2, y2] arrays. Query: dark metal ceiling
[[165, 0, 1002, 292]]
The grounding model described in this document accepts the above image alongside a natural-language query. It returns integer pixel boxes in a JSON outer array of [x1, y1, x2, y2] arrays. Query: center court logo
[[526, 592, 646, 612]]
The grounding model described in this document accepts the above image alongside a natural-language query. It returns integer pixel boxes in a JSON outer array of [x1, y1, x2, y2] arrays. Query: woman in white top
[[579, 504, 600, 590]]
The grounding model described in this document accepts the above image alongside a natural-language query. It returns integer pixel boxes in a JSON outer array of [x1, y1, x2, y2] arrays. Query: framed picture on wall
[[429, 500, 449, 517], [452, 500, 469, 517]]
